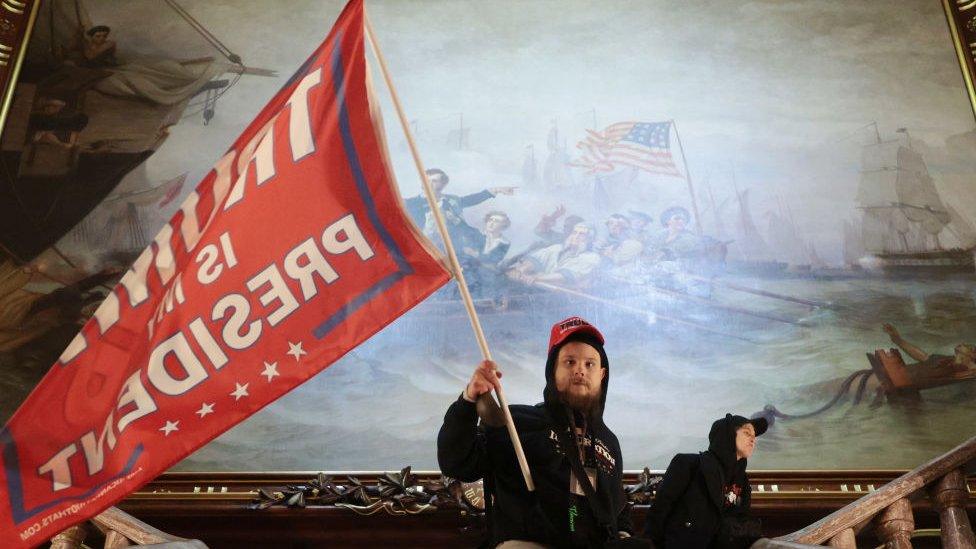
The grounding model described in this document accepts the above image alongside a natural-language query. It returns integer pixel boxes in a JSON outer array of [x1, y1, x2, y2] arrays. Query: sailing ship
[[542, 120, 576, 191], [723, 171, 787, 275], [0, 0, 273, 263], [0, 0, 275, 418], [855, 127, 975, 274]]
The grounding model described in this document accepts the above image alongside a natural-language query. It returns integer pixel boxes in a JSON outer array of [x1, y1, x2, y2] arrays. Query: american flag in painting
[[573, 121, 683, 177]]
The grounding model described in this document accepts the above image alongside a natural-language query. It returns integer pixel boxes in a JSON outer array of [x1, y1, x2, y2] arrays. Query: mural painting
[[2, 0, 975, 473]]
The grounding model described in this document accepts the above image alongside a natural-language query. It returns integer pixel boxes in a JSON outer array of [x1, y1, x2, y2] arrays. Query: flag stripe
[[572, 120, 682, 178]]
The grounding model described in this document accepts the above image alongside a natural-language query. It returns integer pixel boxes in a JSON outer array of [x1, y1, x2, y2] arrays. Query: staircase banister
[[127, 539, 207, 549], [776, 434, 976, 545], [751, 539, 824, 548], [90, 506, 207, 547]]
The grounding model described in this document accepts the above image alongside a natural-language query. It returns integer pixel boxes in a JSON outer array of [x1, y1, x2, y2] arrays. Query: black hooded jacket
[[643, 415, 756, 549], [437, 334, 633, 547]]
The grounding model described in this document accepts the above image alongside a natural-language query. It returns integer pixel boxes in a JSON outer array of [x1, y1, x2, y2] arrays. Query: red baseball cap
[[548, 316, 605, 353]]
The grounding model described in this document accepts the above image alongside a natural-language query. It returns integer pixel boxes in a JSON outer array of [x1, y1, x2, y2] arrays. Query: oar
[[608, 275, 803, 326], [686, 274, 830, 309], [532, 281, 759, 344]]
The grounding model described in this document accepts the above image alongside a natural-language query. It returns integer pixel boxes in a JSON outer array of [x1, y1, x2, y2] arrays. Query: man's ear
[[601, 367, 607, 381]]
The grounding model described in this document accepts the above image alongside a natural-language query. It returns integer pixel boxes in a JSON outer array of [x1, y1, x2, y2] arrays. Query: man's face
[[606, 217, 629, 237], [565, 224, 592, 249], [554, 341, 606, 412], [667, 214, 687, 232], [735, 423, 757, 460], [485, 215, 505, 234], [428, 173, 448, 195], [92, 31, 109, 44]]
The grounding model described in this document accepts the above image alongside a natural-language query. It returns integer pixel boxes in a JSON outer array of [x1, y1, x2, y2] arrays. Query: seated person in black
[[644, 414, 767, 549], [438, 316, 645, 548]]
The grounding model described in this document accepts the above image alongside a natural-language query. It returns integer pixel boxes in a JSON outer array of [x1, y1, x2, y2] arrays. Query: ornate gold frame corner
[[943, 0, 976, 122], [0, 0, 40, 139]]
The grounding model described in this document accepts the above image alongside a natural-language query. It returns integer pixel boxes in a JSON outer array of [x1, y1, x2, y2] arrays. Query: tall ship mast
[[855, 125, 974, 273]]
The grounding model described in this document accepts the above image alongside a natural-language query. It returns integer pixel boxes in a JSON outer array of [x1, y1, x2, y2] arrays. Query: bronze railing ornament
[[625, 467, 664, 506], [248, 466, 482, 518]]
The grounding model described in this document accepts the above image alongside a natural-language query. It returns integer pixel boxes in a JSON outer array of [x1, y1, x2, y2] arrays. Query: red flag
[[0, 1, 449, 545]]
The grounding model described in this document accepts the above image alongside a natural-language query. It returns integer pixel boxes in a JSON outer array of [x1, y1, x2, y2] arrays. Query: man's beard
[[558, 384, 601, 415]]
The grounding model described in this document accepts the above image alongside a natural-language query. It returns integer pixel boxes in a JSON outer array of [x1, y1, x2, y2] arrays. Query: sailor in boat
[[882, 323, 976, 382], [627, 210, 654, 245], [81, 25, 119, 68], [403, 168, 516, 251], [643, 206, 702, 263], [506, 222, 602, 290], [636, 206, 704, 289], [461, 210, 512, 298], [533, 205, 585, 248], [494, 206, 586, 273], [437, 317, 640, 547], [597, 213, 644, 274], [28, 98, 89, 151]]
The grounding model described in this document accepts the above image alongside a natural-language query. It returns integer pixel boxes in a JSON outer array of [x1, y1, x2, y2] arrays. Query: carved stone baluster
[[874, 497, 914, 548], [928, 468, 976, 549], [827, 527, 857, 548], [104, 529, 132, 548], [49, 524, 88, 549]]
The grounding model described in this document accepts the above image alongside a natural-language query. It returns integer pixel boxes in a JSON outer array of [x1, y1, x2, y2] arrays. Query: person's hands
[[505, 267, 536, 285], [465, 360, 502, 401], [488, 186, 517, 196], [882, 323, 900, 341]]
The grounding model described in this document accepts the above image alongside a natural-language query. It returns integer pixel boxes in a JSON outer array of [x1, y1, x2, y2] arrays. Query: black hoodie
[[644, 415, 757, 549], [437, 333, 632, 547]]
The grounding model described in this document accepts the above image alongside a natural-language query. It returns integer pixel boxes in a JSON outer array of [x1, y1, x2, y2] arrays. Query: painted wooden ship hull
[[858, 248, 975, 275], [0, 69, 201, 261]]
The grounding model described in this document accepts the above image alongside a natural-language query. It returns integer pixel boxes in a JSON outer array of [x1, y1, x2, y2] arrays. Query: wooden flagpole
[[670, 119, 704, 236], [363, 11, 535, 492]]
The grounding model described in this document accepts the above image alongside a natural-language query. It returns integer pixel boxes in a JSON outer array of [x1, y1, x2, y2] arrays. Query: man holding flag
[[438, 317, 644, 548], [0, 1, 452, 545]]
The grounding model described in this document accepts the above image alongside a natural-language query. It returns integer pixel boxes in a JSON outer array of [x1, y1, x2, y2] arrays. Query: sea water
[[176, 275, 976, 471]]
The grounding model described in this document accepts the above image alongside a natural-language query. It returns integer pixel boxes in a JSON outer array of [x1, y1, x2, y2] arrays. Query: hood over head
[[543, 316, 609, 427], [707, 413, 768, 479]]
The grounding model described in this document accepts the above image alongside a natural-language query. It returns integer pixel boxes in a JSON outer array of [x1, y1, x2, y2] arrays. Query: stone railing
[[49, 506, 207, 549], [753, 434, 976, 548]]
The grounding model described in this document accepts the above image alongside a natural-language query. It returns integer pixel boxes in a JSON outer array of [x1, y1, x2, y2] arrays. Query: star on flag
[[231, 382, 250, 401], [287, 341, 307, 362], [196, 402, 215, 418], [261, 361, 280, 382], [159, 420, 180, 436]]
